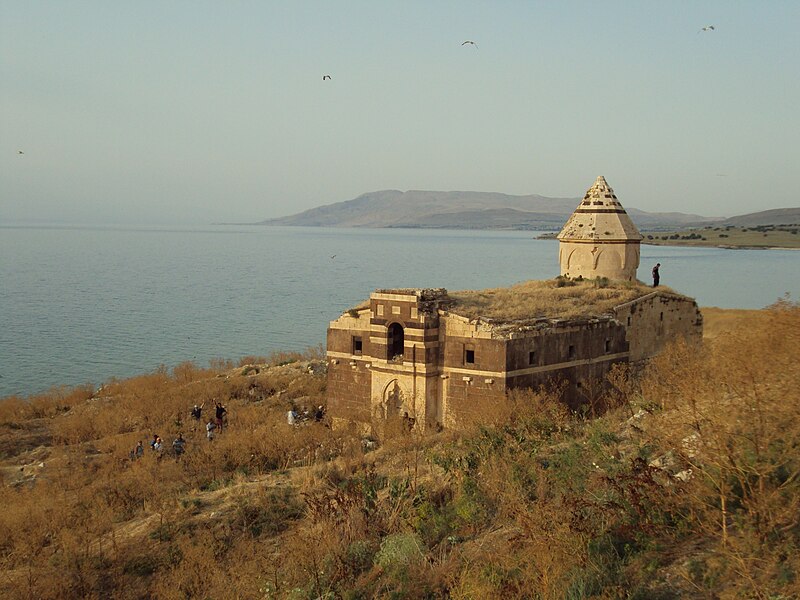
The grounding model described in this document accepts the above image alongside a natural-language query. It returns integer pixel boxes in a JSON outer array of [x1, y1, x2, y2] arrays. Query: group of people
[[128, 400, 230, 460], [130, 397, 328, 460], [287, 404, 326, 426], [190, 401, 228, 441], [129, 432, 186, 460]]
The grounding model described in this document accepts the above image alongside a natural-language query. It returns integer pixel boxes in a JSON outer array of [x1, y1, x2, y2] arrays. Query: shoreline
[[536, 232, 800, 250], [642, 241, 800, 251]]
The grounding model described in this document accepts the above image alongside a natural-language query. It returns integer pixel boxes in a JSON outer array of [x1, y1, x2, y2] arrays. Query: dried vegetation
[[447, 277, 665, 322], [0, 303, 798, 598]]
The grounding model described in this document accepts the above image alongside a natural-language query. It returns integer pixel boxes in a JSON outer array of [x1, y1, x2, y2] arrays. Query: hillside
[[1, 305, 799, 598], [721, 207, 800, 227], [259, 190, 717, 231]]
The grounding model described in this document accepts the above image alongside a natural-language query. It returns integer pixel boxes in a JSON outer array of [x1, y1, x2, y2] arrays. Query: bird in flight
[[330, 255, 336, 259], [322, 75, 331, 80], [17, 150, 24, 154], [699, 25, 715, 33], [461, 40, 477, 48]]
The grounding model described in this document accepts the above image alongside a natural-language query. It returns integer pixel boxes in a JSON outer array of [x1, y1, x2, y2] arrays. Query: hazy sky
[[2, 1, 798, 225]]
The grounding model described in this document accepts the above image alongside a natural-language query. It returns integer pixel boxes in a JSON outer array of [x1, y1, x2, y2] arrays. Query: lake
[[1, 224, 798, 397]]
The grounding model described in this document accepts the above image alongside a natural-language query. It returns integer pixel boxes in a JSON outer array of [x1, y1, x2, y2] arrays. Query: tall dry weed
[[639, 302, 800, 596]]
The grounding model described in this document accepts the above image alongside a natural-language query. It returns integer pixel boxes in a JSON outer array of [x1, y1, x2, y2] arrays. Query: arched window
[[387, 323, 404, 361]]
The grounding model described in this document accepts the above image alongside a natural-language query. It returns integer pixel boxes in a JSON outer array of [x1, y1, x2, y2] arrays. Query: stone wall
[[559, 240, 641, 282], [614, 292, 703, 362], [503, 319, 630, 410], [326, 313, 373, 426], [326, 287, 703, 432], [327, 290, 447, 432], [438, 313, 507, 428]]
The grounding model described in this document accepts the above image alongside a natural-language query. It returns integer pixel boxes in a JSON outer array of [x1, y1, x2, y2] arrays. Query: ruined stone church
[[326, 177, 702, 431]]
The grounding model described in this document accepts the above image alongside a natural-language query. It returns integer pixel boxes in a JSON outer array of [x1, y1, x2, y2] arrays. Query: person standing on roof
[[652, 263, 661, 287]]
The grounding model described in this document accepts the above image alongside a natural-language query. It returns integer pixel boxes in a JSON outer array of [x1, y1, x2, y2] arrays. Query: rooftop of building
[[446, 278, 673, 324], [343, 278, 690, 329]]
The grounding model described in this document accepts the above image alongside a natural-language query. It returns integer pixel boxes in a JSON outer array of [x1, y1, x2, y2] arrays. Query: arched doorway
[[383, 379, 405, 416], [387, 323, 404, 361]]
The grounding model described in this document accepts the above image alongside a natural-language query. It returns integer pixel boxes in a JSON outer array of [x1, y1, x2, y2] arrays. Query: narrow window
[[528, 350, 536, 365], [465, 349, 475, 365], [387, 323, 404, 361], [660, 312, 664, 322], [627, 316, 632, 326], [352, 336, 362, 355], [604, 339, 611, 353], [568, 345, 576, 359]]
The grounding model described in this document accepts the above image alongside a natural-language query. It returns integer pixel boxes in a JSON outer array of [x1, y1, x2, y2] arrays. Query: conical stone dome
[[557, 177, 642, 281]]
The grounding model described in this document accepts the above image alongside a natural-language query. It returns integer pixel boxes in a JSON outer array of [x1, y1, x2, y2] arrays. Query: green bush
[[374, 533, 425, 571]]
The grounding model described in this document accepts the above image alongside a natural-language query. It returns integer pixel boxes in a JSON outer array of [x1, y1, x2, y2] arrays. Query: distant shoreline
[[536, 228, 800, 250], [642, 241, 800, 251]]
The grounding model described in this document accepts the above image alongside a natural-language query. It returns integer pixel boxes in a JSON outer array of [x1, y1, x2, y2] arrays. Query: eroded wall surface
[[326, 289, 703, 431], [559, 240, 641, 282], [438, 313, 506, 428], [503, 319, 630, 410], [614, 292, 703, 362]]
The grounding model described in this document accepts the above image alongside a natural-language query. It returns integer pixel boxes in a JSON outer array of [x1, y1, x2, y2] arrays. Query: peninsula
[[257, 190, 800, 245]]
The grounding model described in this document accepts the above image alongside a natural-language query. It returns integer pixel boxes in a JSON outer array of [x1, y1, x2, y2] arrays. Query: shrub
[[374, 532, 425, 570]]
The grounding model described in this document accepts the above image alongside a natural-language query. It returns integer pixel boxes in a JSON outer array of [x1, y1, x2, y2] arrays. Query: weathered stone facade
[[558, 176, 643, 281], [327, 287, 702, 432], [326, 177, 702, 432]]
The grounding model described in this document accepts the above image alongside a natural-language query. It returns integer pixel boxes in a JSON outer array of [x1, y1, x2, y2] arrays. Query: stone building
[[326, 177, 702, 432], [558, 176, 642, 281]]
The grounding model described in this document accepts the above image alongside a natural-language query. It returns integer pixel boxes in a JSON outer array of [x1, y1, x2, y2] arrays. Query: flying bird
[[699, 25, 715, 32], [461, 40, 477, 48], [17, 150, 24, 154], [322, 74, 331, 80], [330, 255, 336, 259]]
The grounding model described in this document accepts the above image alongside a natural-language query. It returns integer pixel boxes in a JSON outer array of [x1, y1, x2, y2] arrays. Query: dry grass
[[0, 306, 798, 598], [447, 277, 661, 322], [700, 306, 772, 339]]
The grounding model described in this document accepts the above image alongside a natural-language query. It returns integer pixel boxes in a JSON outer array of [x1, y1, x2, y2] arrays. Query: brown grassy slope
[[447, 278, 663, 322], [0, 306, 798, 599], [701, 306, 772, 339]]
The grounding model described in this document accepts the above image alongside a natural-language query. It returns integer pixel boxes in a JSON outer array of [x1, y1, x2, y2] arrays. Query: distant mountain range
[[257, 190, 799, 231]]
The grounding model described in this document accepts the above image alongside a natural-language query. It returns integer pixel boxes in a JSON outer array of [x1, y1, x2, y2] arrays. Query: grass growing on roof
[[448, 278, 663, 322]]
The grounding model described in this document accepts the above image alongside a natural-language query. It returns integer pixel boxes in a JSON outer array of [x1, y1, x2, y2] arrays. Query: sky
[[1, 1, 799, 225]]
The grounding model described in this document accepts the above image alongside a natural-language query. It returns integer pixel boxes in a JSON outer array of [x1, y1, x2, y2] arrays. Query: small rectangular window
[[660, 312, 664, 322], [352, 336, 362, 355], [528, 350, 536, 365], [465, 349, 475, 365], [627, 316, 632, 326], [604, 339, 611, 353], [568, 345, 576, 359]]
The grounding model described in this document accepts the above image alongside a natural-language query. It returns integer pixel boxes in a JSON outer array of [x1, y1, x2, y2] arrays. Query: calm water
[[1, 224, 798, 397]]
